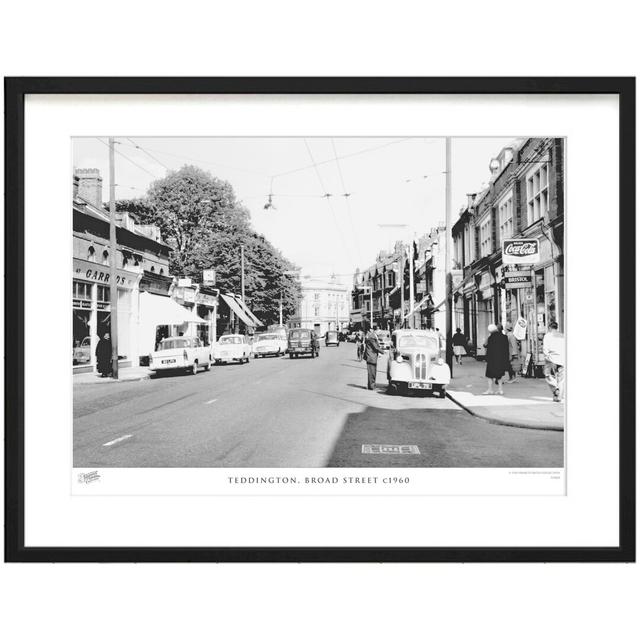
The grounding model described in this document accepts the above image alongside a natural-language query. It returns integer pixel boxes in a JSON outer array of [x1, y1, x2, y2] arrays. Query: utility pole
[[240, 244, 245, 305], [400, 252, 405, 328], [445, 137, 453, 371], [279, 289, 283, 326], [408, 239, 415, 329], [108, 137, 119, 379]]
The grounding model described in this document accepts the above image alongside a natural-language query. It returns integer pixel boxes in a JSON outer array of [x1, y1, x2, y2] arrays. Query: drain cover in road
[[362, 444, 420, 455]]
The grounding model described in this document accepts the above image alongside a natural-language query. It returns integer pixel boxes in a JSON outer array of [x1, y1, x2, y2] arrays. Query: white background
[[1, 2, 638, 639]]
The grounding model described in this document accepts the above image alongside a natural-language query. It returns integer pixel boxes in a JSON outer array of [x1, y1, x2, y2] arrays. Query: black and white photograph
[[72, 135, 565, 471]]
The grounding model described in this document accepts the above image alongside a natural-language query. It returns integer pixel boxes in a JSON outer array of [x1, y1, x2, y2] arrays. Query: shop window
[[526, 164, 549, 225], [87, 246, 96, 262]]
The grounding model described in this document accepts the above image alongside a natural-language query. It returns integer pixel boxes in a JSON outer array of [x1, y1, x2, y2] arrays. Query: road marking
[[362, 444, 421, 455], [205, 398, 218, 405], [103, 434, 133, 447]]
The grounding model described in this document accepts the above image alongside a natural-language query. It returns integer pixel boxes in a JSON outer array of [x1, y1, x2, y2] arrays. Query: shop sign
[[196, 292, 218, 306], [504, 271, 533, 289], [73, 258, 136, 289], [513, 316, 527, 340], [502, 238, 540, 265], [202, 269, 216, 285], [178, 277, 192, 287]]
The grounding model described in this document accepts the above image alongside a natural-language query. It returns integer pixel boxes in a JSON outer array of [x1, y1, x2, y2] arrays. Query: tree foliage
[[117, 165, 300, 326]]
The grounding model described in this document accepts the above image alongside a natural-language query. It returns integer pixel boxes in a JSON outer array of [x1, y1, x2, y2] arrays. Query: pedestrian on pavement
[[452, 328, 467, 365], [543, 321, 565, 402], [435, 327, 446, 355], [355, 328, 365, 361], [96, 332, 112, 377], [363, 322, 384, 390], [483, 324, 509, 395], [505, 325, 520, 383]]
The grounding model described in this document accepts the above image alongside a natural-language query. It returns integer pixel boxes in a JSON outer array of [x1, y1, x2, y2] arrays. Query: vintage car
[[375, 329, 392, 350], [73, 336, 92, 365], [149, 336, 212, 375], [212, 334, 252, 364], [386, 329, 451, 397], [252, 332, 288, 358], [287, 328, 320, 358], [325, 330, 340, 347]]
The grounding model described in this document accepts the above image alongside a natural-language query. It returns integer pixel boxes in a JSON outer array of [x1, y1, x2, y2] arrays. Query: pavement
[[73, 365, 151, 384], [446, 357, 564, 431], [74, 345, 563, 467]]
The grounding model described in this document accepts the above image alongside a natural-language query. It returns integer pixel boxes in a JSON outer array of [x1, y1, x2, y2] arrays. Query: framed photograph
[[4, 77, 635, 562]]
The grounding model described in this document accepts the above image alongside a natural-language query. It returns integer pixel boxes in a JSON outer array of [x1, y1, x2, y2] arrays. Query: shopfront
[[72, 258, 139, 373]]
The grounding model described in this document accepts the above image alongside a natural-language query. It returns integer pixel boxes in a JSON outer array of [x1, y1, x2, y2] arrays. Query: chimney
[[75, 168, 103, 208], [466, 193, 476, 210]]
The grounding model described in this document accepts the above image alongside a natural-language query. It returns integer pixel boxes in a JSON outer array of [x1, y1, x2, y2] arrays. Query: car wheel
[[191, 362, 198, 375], [386, 383, 397, 395], [289, 353, 293, 359], [205, 360, 212, 372]]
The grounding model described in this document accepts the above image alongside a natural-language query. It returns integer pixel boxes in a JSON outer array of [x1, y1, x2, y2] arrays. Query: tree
[[116, 164, 301, 326]]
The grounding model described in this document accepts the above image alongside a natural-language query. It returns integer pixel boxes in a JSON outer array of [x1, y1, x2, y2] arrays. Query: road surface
[[74, 344, 564, 467]]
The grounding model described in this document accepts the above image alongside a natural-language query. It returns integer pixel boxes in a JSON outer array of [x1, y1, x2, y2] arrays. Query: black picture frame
[[4, 77, 635, 563]]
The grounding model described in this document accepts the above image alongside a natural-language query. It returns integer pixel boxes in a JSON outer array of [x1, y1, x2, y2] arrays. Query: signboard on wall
[[504, 271, 533, 289], [502, 238, 540, 265], [513, 316, 527, 340], [202, 269, 216, 285]]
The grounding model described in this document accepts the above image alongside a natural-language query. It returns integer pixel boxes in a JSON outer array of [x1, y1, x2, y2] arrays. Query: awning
[[139, 291, 196, 326], [243, 306, 263, 327], [220, 293, 256, 328]]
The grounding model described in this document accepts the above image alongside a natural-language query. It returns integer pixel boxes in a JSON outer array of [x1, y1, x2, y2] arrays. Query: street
[[74, 344, 563, 468]]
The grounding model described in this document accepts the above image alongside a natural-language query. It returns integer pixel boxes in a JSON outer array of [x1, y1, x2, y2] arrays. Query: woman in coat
[[483, 324, 510, 395]]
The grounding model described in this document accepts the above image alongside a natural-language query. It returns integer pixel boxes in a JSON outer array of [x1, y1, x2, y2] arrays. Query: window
[[479, 216, 492, 257], [526, 164, 549, 225], [87, 246, 96, 262], [498, 194, 513, 242], [73, 280, 92, 301], [314, 293, 320, 301], [102, 250, 109, 265]]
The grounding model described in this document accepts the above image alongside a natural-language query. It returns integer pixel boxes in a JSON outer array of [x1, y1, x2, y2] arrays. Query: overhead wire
[[94, 137, 160, 179], [331, 138, 363, 265]]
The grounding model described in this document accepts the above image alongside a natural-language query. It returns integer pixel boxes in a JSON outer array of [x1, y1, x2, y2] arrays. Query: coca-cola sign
[[502, 238, 540, 264]]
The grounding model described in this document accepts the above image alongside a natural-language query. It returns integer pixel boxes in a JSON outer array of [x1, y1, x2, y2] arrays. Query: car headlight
[[395, 355, 404, 363], [438, 357, 444, 365]]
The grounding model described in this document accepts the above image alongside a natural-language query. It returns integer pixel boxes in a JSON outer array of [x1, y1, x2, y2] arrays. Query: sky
[[73, 136, 516, 281]]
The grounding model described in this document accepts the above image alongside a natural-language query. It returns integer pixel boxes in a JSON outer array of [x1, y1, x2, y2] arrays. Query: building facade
[[451, 138, 564, 374], [351, 227, 446, 331], [72, 169, 176, 373], [289, 276, 350, 335]]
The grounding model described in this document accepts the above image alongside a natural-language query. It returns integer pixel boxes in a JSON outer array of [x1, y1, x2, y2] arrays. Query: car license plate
[[161, 359, 176, 364], [409, 382, 432, 389]]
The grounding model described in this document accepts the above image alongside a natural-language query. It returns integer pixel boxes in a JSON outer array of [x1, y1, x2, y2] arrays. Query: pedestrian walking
[[363, 322, 384, 390], [96, 332, 112, 377], [505, 325, 520, 382], [355, 329, 365, 361], [543, 321, 565, 402], [452, 328, 467, 365], [483, 323, 509, 395]]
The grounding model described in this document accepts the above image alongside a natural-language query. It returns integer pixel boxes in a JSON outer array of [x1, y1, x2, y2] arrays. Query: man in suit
[[363, 323, 384, 390]]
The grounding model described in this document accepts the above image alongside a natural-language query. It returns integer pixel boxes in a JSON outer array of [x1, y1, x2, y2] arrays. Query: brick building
[[451, 138, 564, 374]]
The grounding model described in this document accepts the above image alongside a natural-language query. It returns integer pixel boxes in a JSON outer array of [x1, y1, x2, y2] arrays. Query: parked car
[[287, 328, 320, 358], [252, 332, 287, 358], [325, 330, 340, 347], [73, 336, 92, 365], [375, 329, 392, 350], [386, 329, 451, 397], [149, 336, 212, 375], [212, 334, 252, 364]]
